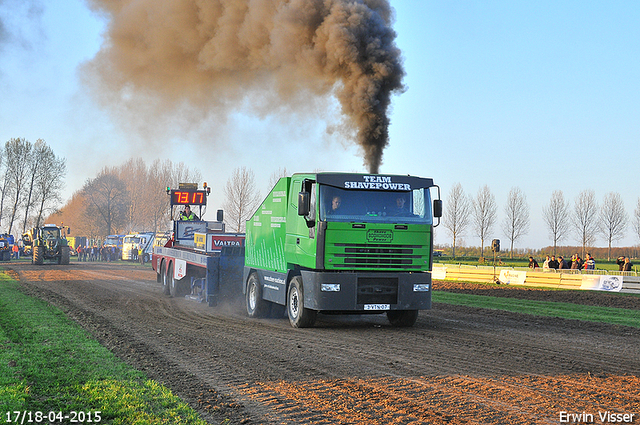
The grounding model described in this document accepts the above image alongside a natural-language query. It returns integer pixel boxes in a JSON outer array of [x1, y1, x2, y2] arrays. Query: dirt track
[[5, 261, 640, 424]]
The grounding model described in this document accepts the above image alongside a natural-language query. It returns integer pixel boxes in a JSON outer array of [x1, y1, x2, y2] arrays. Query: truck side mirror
[[217, 209, 224, 222], [433, 199, 443, 218], [67, 227, 71, 235], [298, 192, 310, 216]]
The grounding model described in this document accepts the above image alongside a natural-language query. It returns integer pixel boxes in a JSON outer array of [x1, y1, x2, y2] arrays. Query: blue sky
[[1, 0, 639, 250]]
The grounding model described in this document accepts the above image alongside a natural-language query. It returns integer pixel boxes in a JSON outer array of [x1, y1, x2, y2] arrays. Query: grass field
[[0, 272, 208, 424], [432, 291, 640, 328]]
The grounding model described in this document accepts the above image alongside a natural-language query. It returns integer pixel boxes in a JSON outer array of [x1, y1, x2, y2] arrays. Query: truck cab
[[244, 173, 442, 328]]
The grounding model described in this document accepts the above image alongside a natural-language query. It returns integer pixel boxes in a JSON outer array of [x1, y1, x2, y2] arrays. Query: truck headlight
[[413, 283, 430, 292], [321, 283, 341, 292]]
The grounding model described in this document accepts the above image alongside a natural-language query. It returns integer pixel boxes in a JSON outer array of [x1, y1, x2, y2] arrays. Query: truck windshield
[[43, 228, 60, 239], [104, 236, 120, 246], [319, 186, 433, 224], [124, 237, 141, 244]]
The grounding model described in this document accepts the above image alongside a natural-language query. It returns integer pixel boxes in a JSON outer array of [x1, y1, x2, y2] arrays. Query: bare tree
[[47, 158, 203, 237], [0, 146, 8, 226], [598, 192, 627, 261], [442, 183, 471, 259], [32, 142, 66, 227], [4, 138, 32, 235], [472, 185, 497, 258], [501, 187, 529, 258], [82, 168, 129, 236], [147, 160, 173, 234], [118, 158, 150, 233], [542, 190, 570, 255], [268, 167, 289, 189], [634, 198, 640, 244], [572, 190, 599, 258], [223, 166, 261, 233]]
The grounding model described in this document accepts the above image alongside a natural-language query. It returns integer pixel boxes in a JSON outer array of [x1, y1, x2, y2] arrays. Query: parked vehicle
[[122, 232, 155, 262], [22, 224, 71, 265]]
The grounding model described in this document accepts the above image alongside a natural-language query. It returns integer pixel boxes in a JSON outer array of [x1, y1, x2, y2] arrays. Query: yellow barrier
[[434, 265, 638, 293]]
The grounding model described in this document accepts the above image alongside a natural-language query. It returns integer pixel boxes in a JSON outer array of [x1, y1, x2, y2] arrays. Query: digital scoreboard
[[170, 190, 207, 206]]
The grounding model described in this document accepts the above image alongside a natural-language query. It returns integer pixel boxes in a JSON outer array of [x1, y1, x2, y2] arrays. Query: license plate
[[364, 304, 390, 311]]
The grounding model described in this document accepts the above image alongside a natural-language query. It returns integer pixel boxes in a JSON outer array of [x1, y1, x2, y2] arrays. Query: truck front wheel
[[287, 276, 317, 328], [387, 310, 419, 327], [246, 273, 270, 318]]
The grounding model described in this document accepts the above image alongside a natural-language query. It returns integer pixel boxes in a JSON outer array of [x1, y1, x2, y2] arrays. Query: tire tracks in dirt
[[5, 262, 639, 424]]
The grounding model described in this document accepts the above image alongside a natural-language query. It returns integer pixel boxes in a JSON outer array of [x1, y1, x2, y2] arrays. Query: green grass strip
[[433, 291, 640, 328], [0, 272, 207, 424]]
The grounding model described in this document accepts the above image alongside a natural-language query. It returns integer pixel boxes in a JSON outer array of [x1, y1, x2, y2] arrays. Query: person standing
[[584, 253, 595, 270], [571, 254, 582, 270], [623, 257, 633, 272], [557, 256, 567, 269]]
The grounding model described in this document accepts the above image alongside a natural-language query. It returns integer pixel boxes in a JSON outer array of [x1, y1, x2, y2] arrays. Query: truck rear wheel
[[246, 273, 270, 318], [162, 261, 170, 295], [387, 310, 419, 327], [287, 276, 317, 328], [33, 246, 44, 265]]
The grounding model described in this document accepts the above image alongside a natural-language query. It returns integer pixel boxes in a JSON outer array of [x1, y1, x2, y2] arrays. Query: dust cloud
[[84, 0, 405, 173]]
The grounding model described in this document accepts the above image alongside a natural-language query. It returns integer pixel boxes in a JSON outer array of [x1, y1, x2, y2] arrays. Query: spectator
[[543, 255, 550, 270], [557, 256, 567, 269], [616, 256, 626, 271], [571, 254, 582, 270], [549, 255, 559, 269], [623, 257, 633, 272], [528, 256, 539, 269], [584, 253, 595, 270]]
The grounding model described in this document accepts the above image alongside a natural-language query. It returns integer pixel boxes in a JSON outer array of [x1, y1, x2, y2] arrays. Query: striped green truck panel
[[323, 222, 432, 271], [245, 174, 434, 274], [244, 177, 291, 273]]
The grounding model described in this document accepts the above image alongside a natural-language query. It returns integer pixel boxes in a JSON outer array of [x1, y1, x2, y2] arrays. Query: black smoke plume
[[85, 0, 405, 173]]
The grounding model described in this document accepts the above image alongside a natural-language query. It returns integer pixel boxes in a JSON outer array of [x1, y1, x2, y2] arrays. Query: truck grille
[[357, 277, 398, 304], [332, 243, 425, 270]]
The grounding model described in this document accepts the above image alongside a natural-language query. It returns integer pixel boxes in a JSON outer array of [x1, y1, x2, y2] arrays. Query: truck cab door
[[286, 178, 317, 269]]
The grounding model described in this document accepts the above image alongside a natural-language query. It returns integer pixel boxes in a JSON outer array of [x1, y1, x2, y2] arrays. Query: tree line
[[442, 184, 640, 260], [48, 161, 277, 244], [0, 138, 66, 237], [49, 158, 201, 242]]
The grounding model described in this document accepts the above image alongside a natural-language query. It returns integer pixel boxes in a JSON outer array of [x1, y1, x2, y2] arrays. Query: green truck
[[243, 173, 442, 328]]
